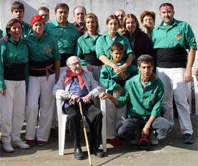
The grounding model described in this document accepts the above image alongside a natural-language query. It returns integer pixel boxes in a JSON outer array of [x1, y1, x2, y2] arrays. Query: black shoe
[[74, 146, 84, 160], [90, 147, 104, 158], [183, 134, 194, 144]]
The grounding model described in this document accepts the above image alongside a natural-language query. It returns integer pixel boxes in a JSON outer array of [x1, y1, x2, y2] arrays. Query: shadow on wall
[[21, 0, 38, 24]]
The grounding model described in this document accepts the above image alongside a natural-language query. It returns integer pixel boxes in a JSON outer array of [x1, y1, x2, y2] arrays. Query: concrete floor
[[0, 112, 197, 166]]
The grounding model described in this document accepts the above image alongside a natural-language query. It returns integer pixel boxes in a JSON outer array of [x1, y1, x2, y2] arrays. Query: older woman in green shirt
[[0, 19, 30, 153], [24, 16, 60, 147], [76, 13, 102, 82], [96, 15, 134, 77]]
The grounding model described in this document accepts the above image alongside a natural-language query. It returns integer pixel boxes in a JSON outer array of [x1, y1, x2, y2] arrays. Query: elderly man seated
[[53, 56, 103, 160]]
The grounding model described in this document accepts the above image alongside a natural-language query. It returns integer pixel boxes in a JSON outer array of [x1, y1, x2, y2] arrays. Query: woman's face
[[107, 19, 119, 34], [8, 22, 22, 41], [86, 17, 97, 33], [125, 17, 137, 34], [32, 20, 44, 36], [142, 15, 155, 28]]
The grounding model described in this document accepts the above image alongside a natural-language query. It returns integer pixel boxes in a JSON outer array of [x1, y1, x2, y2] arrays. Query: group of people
[[0, 1, 197, 161]]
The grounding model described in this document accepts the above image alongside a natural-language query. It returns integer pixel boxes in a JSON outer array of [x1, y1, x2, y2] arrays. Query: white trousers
[[25, 75, 55, 141], [156, 67, 193, 134], [1, 80, 25, 143], [105, 90, 127, 139]]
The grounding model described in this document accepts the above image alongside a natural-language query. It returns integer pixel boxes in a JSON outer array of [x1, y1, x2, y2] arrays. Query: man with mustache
[[151, 3, 197, 144]]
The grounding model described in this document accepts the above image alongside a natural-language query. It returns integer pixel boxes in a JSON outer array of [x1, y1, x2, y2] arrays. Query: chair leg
[[59, 115, 67, 155], [101, 98, 107, 152]]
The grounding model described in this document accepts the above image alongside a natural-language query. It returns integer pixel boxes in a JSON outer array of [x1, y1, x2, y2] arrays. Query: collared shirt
[[3, 21, 31, 39], [23, 32, 60, 61], [151, 18, 197, 50], [96, 30, 133, 59], [76, 32, 101, 65], [0, 37, 29, 90], [73, 22, 85, 36], [100, 59, 138, 91], [45, 19, 80, 54], [117, 73, 164, 118]]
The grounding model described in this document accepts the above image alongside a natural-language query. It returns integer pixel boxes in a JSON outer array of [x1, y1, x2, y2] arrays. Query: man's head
[[137, 55, 154, 81], [11, 1, 25, 23], [73, 6, 86, 26], [54, 3, 69, 26], [38, 6, 49, 22], [67, 56, 82, 74], [110, 42, 125, 64], [114, 9, 125, 26], [159, 3, 175, 25]]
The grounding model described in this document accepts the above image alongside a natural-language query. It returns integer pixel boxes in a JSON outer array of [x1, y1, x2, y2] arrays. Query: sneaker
[[13, 140, 30, 149], [115, 137, 122, 145], [109, 139, 116, 146], [26, 139, 35, 147], [150, 131, 159, 145], [37, 141, 46, 146], [183, 134, 194, 144], [2, 142, 14, 153]]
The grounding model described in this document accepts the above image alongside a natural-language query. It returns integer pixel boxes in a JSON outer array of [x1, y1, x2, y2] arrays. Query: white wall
[[0, 0, 198, 43]]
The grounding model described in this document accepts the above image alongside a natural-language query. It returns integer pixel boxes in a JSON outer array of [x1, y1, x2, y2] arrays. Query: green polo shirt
[[0, 29, 2, 38], [76, 32, 101, 65], [117, 73, 164, 118], [23, 32, 60, 61], [45, 19, 80, 54], [100, 59, 138, 91], [96, 31, 133, 59], [3, 21, 31, 38], [0, 38, 29, 91], [151, 19, 197, 50]]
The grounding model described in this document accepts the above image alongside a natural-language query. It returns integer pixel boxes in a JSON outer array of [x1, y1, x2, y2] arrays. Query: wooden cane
[[78, 101, 93, 166]]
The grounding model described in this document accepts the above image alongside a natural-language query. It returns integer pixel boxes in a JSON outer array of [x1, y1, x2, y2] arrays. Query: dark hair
[[106, 15, 120, 27], [6, 18, 22, 36], [84, 13, 99, 33], [159, 3, 174, 10], [55, 3, 69, 12], [121, 14, 141, 36], [140, 11, 155, 23], [11, 1, 24, 12], [38, 6, 49, 13], [137, 54, 154, 67], [73, 6, 86, 15], [111, 42, 125, 52]]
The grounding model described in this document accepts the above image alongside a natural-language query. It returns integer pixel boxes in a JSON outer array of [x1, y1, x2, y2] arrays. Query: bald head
[[66, 56, 82, 74], [114, 9, 125, 26]]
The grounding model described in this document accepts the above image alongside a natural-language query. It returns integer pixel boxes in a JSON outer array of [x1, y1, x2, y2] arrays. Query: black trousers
[[64, 102, 103, 148]]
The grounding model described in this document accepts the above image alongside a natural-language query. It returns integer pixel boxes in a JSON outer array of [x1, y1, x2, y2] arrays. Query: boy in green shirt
[[100, 54, 173, 146], [3, 1, 31, 38], [100, 42, 138, 145]]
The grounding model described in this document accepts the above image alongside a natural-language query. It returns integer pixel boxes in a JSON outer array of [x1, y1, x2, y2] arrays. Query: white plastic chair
[[55, 95, 107, 155]]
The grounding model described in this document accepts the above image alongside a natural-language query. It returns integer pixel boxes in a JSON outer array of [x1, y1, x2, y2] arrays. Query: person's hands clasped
[[82, 93, 92, 103], [71, 94, 80, 103]]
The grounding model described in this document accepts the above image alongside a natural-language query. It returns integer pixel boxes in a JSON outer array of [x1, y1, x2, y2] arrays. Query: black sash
[[156, 47, 187, 68], [4, 63, 26, 80], [29, 59, 54, 76], [83, 52, 102, 66]]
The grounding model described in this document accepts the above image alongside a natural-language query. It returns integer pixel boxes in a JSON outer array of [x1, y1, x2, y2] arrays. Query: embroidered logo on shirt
[[150, 97, 156, 103], [45, 46, 51, 53], [175, 33, 182, 40]]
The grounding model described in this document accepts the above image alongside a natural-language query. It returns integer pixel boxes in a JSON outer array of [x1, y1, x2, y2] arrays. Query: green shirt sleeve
[[0, 41, 6, 90], [76, 37, 89, 66], [100, 65, 120, 91]]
